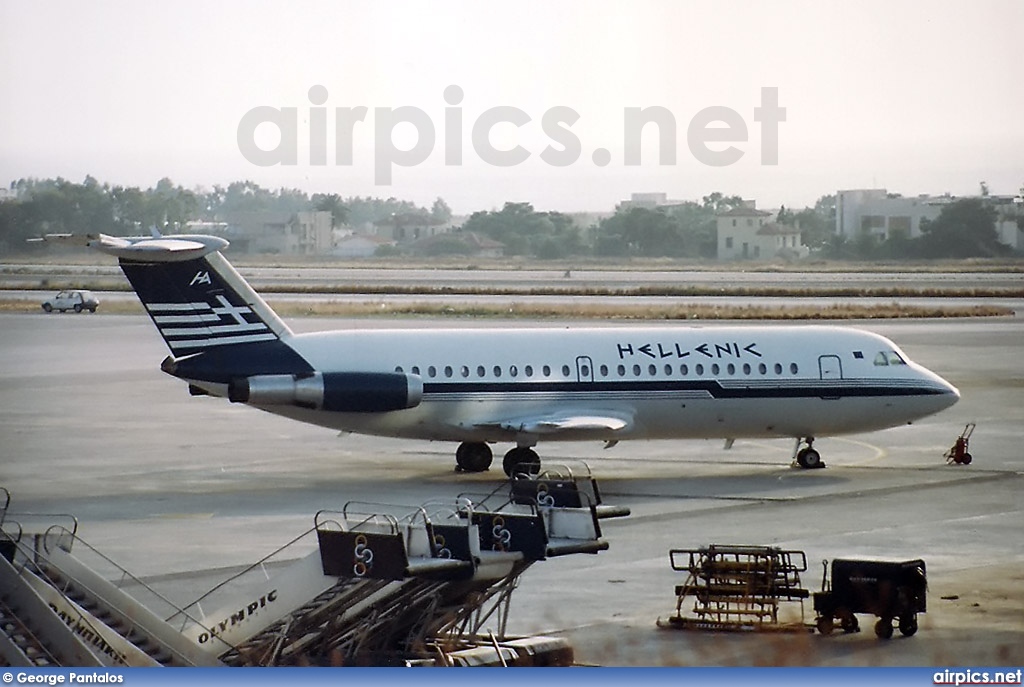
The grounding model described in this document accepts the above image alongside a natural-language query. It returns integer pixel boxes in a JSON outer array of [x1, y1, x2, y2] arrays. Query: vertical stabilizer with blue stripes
[[120, 250, 292, 356]]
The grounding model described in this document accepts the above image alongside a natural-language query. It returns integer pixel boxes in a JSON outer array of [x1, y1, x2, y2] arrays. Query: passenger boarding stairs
[[0, 466, 627, 667]]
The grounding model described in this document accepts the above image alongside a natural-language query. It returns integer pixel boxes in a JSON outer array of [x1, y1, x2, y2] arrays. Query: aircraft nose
[[938, 376, 960, 409]]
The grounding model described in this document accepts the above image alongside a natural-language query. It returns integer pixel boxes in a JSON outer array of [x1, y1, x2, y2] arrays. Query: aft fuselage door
[[818, 354, 843, 380], [576, 356, 595, 383]]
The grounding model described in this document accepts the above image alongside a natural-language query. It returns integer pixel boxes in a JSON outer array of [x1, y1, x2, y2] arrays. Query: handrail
[[174, 525, 321, 617], [0, 486, 10, 529], [7, 512, 79, 550], [36, 526, 217, 638], [1, 533, 113, 666]]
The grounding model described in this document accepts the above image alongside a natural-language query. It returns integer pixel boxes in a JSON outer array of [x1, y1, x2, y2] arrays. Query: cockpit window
[[874, 350, 907, 366]]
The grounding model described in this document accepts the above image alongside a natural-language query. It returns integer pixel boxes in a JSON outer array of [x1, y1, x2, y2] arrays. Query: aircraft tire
[[797, 447, 822, 469], [503, 447, 541, 477], [456, 442, 492, 472]]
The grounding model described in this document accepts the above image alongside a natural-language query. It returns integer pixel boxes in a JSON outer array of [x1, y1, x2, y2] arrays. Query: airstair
[[0, 464, 627, 667]]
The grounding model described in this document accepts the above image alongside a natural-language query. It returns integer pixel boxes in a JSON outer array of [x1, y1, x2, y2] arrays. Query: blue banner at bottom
[[2, 668, 1023, 687]]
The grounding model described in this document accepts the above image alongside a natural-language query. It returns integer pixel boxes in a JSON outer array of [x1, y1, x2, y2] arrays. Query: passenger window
[[461, 365, 470, 378], [477, 365, 485, 377], [711, 364, 720, 375], [774, 363, 783, 375], [580, 365, 589, 377], [493, 366, 502, 377], [412, 366, 421, 375], [680, 364, 689, 376], [561, 365, 571, 377], [742, 363, 751, 375], [727, 363, 735, 376], [510, 365, 518, 377], [542, 365, 551, 377], [695, 364, 704, 376], [632, 364, 641, 376], [444, 366, 453, 378], [395, 366, 403, 373], [428, 366, 437, 378], [664, 364, 672, 376], [874, 352, 889, 366], [758, 363, 767, 375], [600, 364, 609, 377], [790, 363, 799, 374], [617, 364, 626, 377], [648, 364, 657, 376], [525, 365, 534, 377]]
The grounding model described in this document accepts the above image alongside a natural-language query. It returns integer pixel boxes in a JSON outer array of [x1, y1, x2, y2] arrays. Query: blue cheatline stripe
[[420, 378, 948, 400]]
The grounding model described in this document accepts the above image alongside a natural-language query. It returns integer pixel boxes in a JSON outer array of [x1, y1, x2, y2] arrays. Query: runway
[[1, 312, 1022, 666]]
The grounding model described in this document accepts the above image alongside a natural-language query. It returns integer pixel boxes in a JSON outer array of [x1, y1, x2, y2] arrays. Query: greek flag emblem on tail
[[119, 251, 291, 355]]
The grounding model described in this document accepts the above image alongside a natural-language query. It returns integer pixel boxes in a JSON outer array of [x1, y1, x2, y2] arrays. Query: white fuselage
[[247, 324, 958, 446]]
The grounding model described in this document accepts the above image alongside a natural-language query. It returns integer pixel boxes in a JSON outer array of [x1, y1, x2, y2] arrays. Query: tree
[[918, 198, 1004, 258], [430, 197, 453, 224], [313, 193, 349, 227]]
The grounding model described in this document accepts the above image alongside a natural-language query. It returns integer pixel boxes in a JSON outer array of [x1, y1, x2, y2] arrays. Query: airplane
[[36, 232, 960, 475]]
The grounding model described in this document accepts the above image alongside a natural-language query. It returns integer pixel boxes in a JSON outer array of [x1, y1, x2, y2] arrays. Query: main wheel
[[797, 447, 822, 469], [874, 618, 894, 639], [503, 447, 541, 476], [898, 615, 918, 636], [455, 442, 492, 472]]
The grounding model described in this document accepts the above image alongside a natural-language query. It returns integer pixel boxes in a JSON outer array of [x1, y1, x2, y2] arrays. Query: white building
[[835, 189, 949, 240], [716, 201, 806, 260]]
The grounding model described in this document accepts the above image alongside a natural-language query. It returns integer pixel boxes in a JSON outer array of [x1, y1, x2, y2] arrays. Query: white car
[[41, 290, 100, 313]]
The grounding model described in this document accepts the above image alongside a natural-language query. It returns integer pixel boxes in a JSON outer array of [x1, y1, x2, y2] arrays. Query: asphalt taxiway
[[1, 312, 1022, 666]]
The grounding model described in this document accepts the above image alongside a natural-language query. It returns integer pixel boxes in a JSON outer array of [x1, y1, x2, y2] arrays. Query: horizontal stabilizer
[[30, 233, 228, 263]]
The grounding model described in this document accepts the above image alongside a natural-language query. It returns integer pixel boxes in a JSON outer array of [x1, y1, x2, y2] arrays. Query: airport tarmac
[[1, 312, 1022, 666]]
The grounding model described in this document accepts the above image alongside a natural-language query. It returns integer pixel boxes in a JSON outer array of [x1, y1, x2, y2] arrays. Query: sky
[[1, 0, 1022, 214]]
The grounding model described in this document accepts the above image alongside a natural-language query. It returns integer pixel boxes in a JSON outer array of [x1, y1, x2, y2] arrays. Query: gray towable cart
[[813, 558, 927, 639]]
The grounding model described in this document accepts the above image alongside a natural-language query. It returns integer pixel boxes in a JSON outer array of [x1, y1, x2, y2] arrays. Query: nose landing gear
[[792, 437, 825, 469]]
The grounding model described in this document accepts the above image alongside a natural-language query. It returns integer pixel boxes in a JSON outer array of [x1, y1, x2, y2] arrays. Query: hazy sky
[[1, 0, 1022, 213]]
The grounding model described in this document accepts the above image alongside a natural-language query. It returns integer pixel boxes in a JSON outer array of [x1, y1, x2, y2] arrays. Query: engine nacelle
[[229, 371, 422, 413]]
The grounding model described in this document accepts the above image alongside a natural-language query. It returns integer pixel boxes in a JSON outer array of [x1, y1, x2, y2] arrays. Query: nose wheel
[[793, 437, 825, 469]]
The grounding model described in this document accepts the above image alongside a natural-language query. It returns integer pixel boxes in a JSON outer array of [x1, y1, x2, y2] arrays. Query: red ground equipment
[[945, 423, 975, 465]]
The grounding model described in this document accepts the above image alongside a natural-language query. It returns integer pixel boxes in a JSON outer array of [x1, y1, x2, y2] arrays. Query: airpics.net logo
[[236, 85, 786, 185]]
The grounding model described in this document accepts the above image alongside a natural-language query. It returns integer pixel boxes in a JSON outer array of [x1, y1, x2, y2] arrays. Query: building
[[333, 234, 395, 258], [716, 201, 806, 260], [836, 188, 1024, 250], [618, 192, 686, 210], [224, 211, 333, 255], [835, 189, 949, 241]]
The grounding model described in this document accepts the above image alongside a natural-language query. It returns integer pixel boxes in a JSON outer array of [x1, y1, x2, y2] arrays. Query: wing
[[475, 411, 632, 438]]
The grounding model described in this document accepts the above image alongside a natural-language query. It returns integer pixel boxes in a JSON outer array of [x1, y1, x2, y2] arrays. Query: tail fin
[[120, 251, 291, 355], [42, 233, 292, 355]]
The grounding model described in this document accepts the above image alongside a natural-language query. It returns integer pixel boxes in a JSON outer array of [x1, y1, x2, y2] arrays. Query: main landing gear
[[455, 442, 542, 477], [792, 437, 825, 469]]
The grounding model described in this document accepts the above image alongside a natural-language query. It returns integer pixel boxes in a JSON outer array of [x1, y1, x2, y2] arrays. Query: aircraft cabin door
[[576, 356, 595, 383], [818, 355, 843, 380]]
